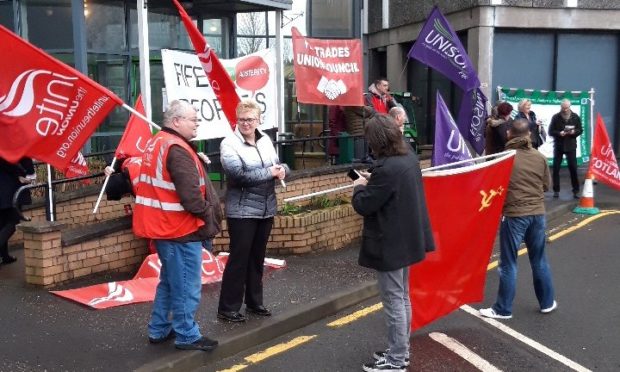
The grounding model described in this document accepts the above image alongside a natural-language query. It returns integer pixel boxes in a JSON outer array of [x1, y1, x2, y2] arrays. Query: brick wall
[[20, 222, 147, 287]]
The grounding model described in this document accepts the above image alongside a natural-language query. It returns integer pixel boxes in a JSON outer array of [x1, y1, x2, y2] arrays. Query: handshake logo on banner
[[317, 76, 348, 100]]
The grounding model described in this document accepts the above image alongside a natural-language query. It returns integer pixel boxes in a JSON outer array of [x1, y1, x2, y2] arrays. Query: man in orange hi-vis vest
[[133, 100, 219, 352]]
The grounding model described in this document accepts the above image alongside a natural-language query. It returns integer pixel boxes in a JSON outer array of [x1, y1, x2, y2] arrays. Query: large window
[[0, 1, 13, 29], [23, 0, 73, 50], [493, 30, 619, 147]]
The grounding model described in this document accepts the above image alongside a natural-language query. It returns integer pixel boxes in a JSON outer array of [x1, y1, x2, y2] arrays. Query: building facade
[[365, 0, 620, 152]]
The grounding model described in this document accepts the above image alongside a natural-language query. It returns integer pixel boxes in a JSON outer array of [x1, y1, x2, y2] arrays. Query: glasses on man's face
[[237, 118, 258, 124], [180, 117, 199, 123]]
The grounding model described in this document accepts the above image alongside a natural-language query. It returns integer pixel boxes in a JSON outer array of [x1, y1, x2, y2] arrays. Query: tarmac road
[[206, 209, 620, 372]]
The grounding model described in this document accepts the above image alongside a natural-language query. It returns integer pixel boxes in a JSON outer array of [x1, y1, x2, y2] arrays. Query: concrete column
[[18, 221, 66, 287], [386, 43, 406, 92], [468, 26, 494, 101]]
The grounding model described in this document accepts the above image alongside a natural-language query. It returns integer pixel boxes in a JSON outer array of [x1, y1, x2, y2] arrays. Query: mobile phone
[[347, 169, 361, 180]]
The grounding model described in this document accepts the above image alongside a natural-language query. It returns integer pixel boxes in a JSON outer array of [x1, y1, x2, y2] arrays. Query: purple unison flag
[[408, 6, 480, 92], [457, 88, 487, 155], [432, 91, 473, 167]]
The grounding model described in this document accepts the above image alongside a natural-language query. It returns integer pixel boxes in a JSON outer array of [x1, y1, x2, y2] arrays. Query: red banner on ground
[[51, 250, 286, 309], [411, 152, 515, 330], [0, 25, 122, 169], [589, 114, 620, 190], [291, 27, 364, 106], [115, 95, 152, 159]]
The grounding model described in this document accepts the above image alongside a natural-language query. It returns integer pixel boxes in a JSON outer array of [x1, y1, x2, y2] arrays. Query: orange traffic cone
[[573, 170, 600, 215]]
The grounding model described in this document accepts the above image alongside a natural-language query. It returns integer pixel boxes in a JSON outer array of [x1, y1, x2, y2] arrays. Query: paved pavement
[[0, 165, 612, 372]]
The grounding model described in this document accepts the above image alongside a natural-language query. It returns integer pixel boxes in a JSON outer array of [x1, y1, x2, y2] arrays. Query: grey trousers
[[377, 267, 411, 366]]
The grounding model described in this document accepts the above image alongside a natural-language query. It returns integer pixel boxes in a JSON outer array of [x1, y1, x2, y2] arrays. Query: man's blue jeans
[[148, 240, 203, 345], [493, 215, 555, 316]]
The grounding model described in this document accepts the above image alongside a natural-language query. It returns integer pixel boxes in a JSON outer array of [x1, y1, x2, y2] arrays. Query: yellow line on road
[[486, 210, 620, 271], [217, 335, 317, 372], [327, 302, 383, 328]]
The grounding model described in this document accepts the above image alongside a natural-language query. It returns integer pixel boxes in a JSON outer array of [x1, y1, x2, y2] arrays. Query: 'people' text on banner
[[172, 0, 240, 130], [498, 87, 592, 164], [291, 27, 364, 106], [162, 48, 277, 140], [408, 6, 480, 92], [0, 25, 122, 169]]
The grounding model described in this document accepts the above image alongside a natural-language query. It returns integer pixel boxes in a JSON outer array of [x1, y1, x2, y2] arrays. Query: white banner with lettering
[[162, 48, 277, 140]]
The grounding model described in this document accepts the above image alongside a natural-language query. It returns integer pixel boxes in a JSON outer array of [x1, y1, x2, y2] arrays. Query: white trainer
[[479, 307, 512, 319], [541, 300, 558, 314]]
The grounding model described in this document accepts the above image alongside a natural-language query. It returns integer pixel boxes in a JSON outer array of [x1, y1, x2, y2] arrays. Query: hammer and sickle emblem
[[479, 186, 504, 212]]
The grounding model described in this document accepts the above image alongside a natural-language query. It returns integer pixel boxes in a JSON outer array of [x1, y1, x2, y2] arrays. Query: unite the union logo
[[0, 68, 78, 136]]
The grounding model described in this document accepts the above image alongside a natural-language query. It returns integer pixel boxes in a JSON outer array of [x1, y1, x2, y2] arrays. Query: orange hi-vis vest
[[132, 131, 206, 239], [121, 157, 142, 192]]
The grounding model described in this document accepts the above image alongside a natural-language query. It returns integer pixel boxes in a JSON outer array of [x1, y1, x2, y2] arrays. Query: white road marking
[[429, 332, 502, 372], [460, 305, 592, 372]]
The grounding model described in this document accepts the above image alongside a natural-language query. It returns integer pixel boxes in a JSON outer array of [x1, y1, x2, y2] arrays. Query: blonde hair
[[236, 98, 261, 118], [517, 99, 532, 112]]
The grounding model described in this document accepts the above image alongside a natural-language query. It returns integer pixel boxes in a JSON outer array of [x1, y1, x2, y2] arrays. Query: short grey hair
[[163, 100, 196, 128], [388, 106, 407, 123], [560, 98, 571, 108]]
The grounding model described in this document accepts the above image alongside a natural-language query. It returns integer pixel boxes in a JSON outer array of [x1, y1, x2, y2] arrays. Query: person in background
[[133, 100, 219, 351], [480, 118, 556, 320], [485, 102, 514, 155], [514, 99, 546, 149], [0, 157, 35, 266], [327, 105, 346, 163], [548, 99, 583, 199], [365, 78, 397, 114], [352, 114, 435, 372], [217, 99, 289, 323], [388, 106, 407, 134]]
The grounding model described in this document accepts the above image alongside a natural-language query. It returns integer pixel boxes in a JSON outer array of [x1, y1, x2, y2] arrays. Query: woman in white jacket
[[217, 99, 288, 322]]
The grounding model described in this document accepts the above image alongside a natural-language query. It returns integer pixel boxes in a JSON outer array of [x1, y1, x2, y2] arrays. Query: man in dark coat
[[548, 99, 583, 198], [0, 157, 35, 265], [352, 114, 435, 372]]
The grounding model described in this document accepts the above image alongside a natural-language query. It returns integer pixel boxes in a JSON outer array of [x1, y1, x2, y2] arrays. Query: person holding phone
[[548, 99, 583, 199], [351, 114, 435, 372]]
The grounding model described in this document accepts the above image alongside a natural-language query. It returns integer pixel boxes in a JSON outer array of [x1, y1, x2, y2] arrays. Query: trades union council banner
[[162, 48, 277, 140], [498, 87, 592, 165], [291, 27, 364, 106]]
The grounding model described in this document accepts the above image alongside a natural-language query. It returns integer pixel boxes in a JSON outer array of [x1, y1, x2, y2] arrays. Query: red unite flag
[[0, 25, 123, 170], [172, 0, 239, 130], [590, 113, 620, 190], [64, 151, 91, 184], [291, 27, 364, 106], [115, 95, 152, 159], [410, 153, 515, 329]]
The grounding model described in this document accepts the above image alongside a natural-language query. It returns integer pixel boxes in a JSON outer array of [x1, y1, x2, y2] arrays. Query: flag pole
[[92, 157, 117, 214], [121, 103, 161, 131], [92, 102, 156, 215], [46, 164, 55, 221]]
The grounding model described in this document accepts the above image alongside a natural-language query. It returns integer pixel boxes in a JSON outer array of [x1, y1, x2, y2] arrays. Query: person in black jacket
[[352, 114, 435, 372], [0, 157, 35, 265], [548, 99, 583, 199], [515, 99, 546, 149]]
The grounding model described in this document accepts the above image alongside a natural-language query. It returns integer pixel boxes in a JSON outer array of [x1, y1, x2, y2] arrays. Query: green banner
[[498, 87, 592, 166]]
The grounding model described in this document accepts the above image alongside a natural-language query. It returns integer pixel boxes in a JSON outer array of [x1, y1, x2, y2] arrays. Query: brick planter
[[212, 203, 362, 255]]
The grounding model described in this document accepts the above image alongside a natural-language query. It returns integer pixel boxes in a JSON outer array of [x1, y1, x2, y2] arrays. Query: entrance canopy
[[147, 0, 292, 15]]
